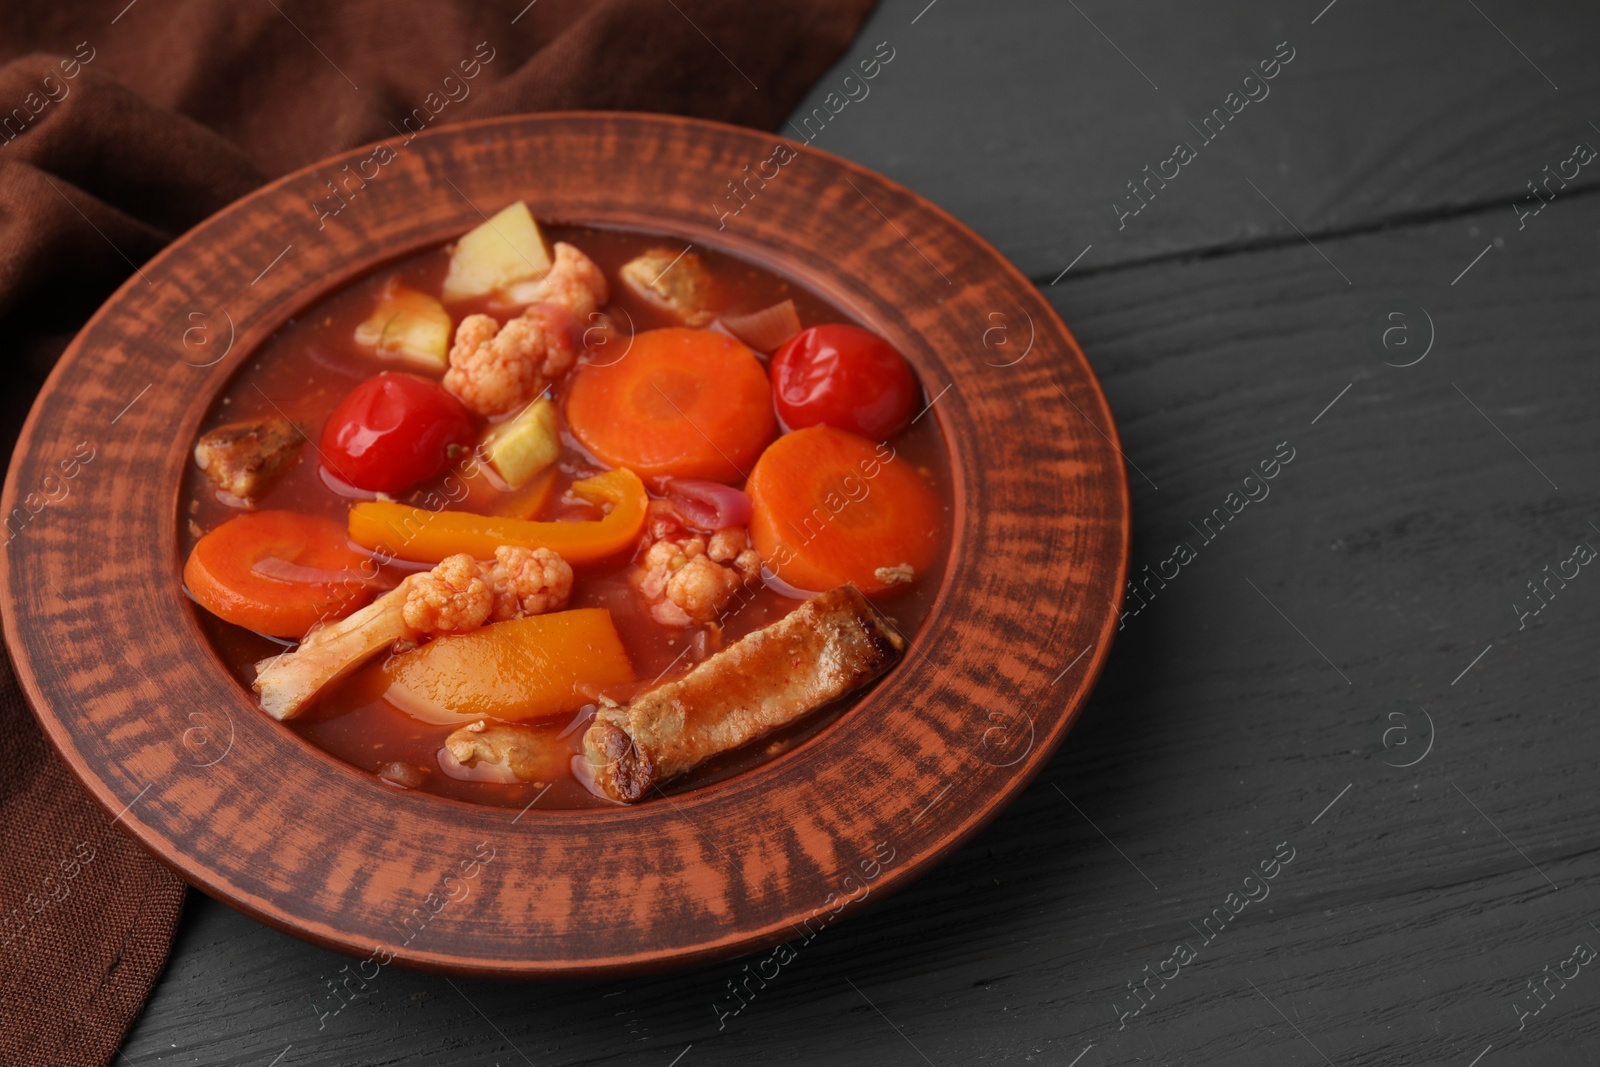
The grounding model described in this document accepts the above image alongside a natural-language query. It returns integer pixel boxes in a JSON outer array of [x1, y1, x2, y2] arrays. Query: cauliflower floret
[[495, 242, 611, 321], [444, 242, 609, 417], [443, 312, 576, 418], [401, 553, 493, 634], [255, 549, 575, 721], [488, 545, 573, 621], [633, 505, 761, 627], [258, 553, 475, 719], [535, 242, 610, 321], [707, 528, 758, 566]]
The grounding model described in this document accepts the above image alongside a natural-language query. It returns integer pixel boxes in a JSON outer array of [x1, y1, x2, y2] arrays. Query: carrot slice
[[746, 426, 943, 594], [184, 511, 377, 638], [381, 608, 634, 724], [564, 327, 776, 483], [348, 467, 649, 565]]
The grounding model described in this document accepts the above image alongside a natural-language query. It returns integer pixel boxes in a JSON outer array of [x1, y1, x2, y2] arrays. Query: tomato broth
[[182, 222, 952, 810]]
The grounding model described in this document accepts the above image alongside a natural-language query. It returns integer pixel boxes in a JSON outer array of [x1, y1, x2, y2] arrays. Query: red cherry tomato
[[319, 372, 477, 494], [770, 324, 920, 439]]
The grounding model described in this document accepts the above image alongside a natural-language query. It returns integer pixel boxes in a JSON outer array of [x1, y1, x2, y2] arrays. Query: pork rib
[[582, 584, 905, 802]]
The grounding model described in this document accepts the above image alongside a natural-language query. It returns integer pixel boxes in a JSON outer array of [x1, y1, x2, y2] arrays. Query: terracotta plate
[[1, 113, 1129, 976]]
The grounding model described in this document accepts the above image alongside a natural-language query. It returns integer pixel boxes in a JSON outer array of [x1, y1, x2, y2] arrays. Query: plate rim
[[0, 110, 1130, 977]]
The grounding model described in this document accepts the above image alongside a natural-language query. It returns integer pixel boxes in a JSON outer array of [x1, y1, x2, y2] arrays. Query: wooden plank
[[121, 175, 1600, 1066], [789, 0, 1600, 278]]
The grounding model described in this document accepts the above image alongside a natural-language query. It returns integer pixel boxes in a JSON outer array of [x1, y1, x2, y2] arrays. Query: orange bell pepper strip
[[347, 467, 648, 565]]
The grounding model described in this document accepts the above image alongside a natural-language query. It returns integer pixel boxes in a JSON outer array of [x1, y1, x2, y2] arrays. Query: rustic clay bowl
[[0, 113, 1128, 976]]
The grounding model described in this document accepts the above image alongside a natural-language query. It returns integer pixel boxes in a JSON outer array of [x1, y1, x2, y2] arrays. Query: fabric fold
[[0, 2, 877, 1063]]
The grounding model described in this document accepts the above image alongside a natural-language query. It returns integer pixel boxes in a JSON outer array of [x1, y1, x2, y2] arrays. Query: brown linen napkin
[[0, 2, 876, 1062]]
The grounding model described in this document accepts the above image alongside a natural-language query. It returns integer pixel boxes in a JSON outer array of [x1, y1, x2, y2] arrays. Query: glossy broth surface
[[183, 224, 952, 809]]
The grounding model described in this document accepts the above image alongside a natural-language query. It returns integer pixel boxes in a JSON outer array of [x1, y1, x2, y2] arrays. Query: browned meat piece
[[582, 584, 905, 802], [193, 416, 303, 501], [444, 720, 563, 785], [618, 246, 716, 326]]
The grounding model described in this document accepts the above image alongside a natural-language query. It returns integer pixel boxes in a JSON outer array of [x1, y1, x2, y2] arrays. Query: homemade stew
[[182, 203, 951, 810]]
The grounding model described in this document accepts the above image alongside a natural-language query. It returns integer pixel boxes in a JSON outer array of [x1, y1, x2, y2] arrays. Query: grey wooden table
[[122, 1, 1600, 1063]]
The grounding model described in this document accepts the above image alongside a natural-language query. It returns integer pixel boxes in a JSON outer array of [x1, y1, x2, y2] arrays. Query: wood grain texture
[[797, 0, 1600, 278], [118, 178, 1600, 1067], [100, 0, 1600, 1062], [0, 113, 1128, 977]]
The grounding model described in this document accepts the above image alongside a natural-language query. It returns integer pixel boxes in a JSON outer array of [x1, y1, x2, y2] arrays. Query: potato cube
[[441, 200, 553, 303], [480, 397, 560, 488], [353, 282, 452, 371]]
